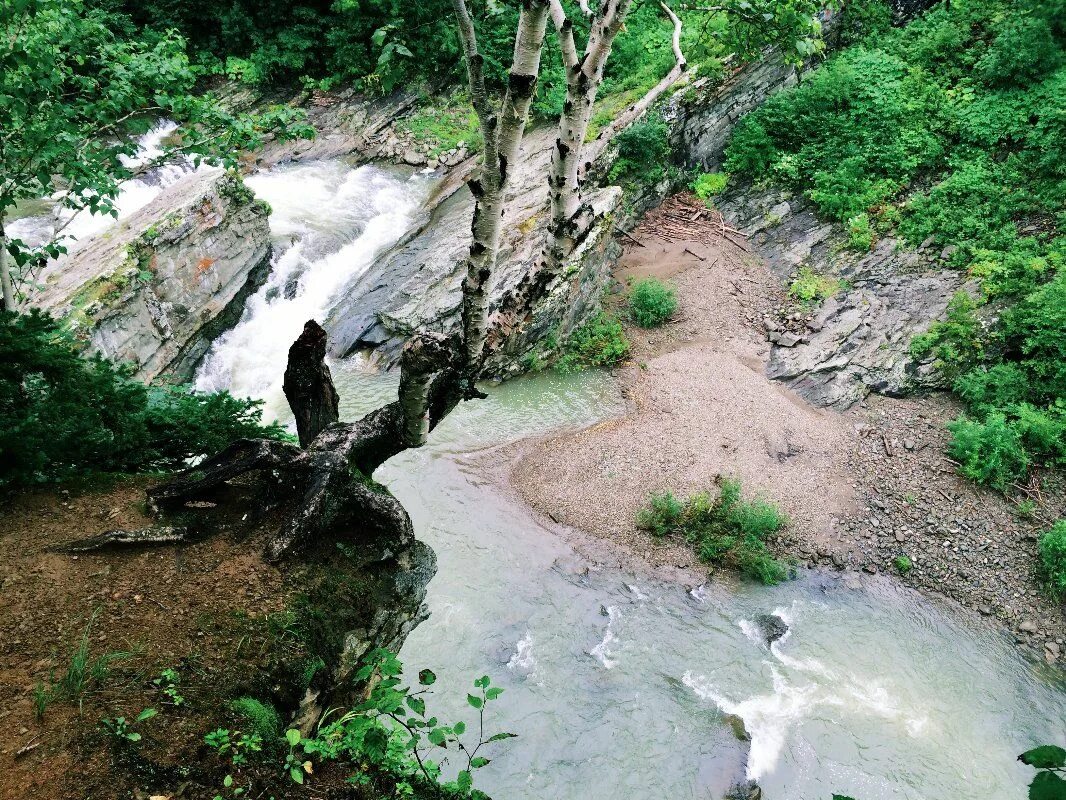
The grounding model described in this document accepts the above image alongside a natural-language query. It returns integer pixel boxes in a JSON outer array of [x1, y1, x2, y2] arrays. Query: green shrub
[[636, 479, 790, 585], [628, 278, 678, 327], [0, 310, 288, 490], [910, 292, 983, 380], [1039, 520, 1066, 599], [947, 414, 1030, 492], [608, 113, 672, 185], [230, 697, 282, 741], [692, 172, 729, 204], [635, 492, 684, 537], [556, 312, 630, 372], [894, 555, 913, 574], [789, 266, 842, 303], [846, 212, 875, 252]]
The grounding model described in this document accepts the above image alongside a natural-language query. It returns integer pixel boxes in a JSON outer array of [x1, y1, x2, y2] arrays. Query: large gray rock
[[31, 170, 272, 382], [716, 185, 965, 409]]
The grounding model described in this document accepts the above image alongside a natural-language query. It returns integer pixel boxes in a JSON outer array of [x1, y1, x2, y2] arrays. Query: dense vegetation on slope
[[0, 311, 287, 490], [724, 0, 1065, 492], [88, 0, 818, 120]]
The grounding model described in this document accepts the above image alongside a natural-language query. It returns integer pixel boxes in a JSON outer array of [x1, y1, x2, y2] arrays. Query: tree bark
[[1, 218, 14, 312], [452, 0, 549, 372], [283, 320, 340, 447]]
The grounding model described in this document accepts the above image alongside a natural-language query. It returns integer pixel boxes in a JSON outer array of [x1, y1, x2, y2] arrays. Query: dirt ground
[[510, 195, 1066, 664], [0, 478, 290, 800]]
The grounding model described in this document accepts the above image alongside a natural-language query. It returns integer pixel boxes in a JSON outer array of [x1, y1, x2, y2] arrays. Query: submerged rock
[[30, 170, 272, 382], [725, 779, 763, 800]]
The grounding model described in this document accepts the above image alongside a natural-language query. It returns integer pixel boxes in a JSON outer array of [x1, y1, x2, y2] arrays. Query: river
[[189, 158, 1066, 799]]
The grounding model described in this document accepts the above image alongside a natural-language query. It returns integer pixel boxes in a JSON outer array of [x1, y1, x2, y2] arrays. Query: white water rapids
[[8, 121, 196, 250], [194, 160, 429, 409]]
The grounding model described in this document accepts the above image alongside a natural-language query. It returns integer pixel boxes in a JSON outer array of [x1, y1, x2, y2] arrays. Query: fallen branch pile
[[621, 192, 750, 250]]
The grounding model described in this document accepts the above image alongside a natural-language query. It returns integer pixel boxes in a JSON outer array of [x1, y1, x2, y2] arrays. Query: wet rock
[[723, 713, 751, 742], [752, 613, 789, 645], [725, 780, 763, 800]]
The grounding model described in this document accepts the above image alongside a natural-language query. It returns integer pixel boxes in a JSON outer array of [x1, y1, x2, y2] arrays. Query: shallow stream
[[167, 158, 1066, 798]]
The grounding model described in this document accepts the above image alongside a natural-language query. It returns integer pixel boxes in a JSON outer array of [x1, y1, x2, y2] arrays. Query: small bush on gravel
[[1039, 521, 1066, 599], [789, 267, 841, 303], [894, 555, 913, 574], [635, 492, 683, 537], [556, 312, 630, 372], [946, 413, 1030, 492], [636, 478, 790, 585], [628, 278, 677, 327]]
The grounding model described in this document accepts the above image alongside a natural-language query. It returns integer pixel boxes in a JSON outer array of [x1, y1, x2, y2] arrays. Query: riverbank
[[509, 194, 1066, 666]]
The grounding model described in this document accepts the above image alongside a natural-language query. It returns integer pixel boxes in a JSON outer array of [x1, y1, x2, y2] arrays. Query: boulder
[[30, 170, 272, 382], [752, 612, 789, 645]]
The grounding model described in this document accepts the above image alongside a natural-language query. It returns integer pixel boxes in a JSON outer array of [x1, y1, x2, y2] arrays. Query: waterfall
[[194, 161, 429, 416]]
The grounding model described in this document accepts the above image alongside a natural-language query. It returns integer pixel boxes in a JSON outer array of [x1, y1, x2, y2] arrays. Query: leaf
[[470, 757, 490, 769], [127, 732, 141, 742], [467, 694, 483, 710], [428, 728, 447, 747], [1030, 771, 1066, 800], [393, 44, 413, 58], [371, 26, 388, 47], [285, 729, 301, 747], [456, 770, 473, 793], [487, 732, 517, 742], [223, 775, 234, 788], [137, 707, 158, 722], [289, 766, 304, 785], [418, 669, 436, 686], [485, 687, 503, 700], [302, 761, 313, 774], [406, 696, 426, 716], [832, 796, 858, 800], [1022, 747, 1066, 769]]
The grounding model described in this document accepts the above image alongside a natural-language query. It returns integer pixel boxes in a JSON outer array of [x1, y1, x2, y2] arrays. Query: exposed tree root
[[58, 526, 191, 553]]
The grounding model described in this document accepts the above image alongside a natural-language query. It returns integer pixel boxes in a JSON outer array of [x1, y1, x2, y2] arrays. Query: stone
[[752, 613, 789, 645], [776, 332, 801, 347], [29, 170, 271, 382], [402, 149, 427, 166], [1019, 619, 1039, 633]]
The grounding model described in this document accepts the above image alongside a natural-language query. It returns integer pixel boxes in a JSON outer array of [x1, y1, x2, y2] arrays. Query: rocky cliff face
[[717, 185, 965, 408], [31, 170, 272, 382]]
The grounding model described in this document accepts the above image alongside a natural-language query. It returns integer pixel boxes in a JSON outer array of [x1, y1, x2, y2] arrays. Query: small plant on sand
[[628, 278, 678, 327], [893, 555, 913, 575], [556, 312, 630, 372], [636, 478, 790, 584], [1039, 520, 1066, 599], [1016, 498, 1038, 520], [36, 611, 133, 716], [635, 492, 684, 537]]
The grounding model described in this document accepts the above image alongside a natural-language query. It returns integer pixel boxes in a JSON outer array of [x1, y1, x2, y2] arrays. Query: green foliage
[[101, 708, 157, 744], [296, 649, 514, 797], [692, 172, 729, 204], [396, 97, 483, 158], [947, 414, 1030, 492], [608, 114, 672, 185], [36, 611, 132, 718], [846, 213, 875, 252], [893, 555, 913, 575], [0, 310, 289, 490], [789, 267, 842, 303], [723, 0, 1066, 489], [556, 312, 630, 373], [1, 0, 312, 295], [628, 278, 678, 327], [1018, 744, 1066, 800], [230, 697, 282, 741], [1039, 521, 1066, 600], [636, 478, 790, 584], [635, 492, 684, 537], [153, 667, 185, 707]]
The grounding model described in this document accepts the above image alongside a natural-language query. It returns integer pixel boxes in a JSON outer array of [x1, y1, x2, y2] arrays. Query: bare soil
[[510, 196, 1066, 665]]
